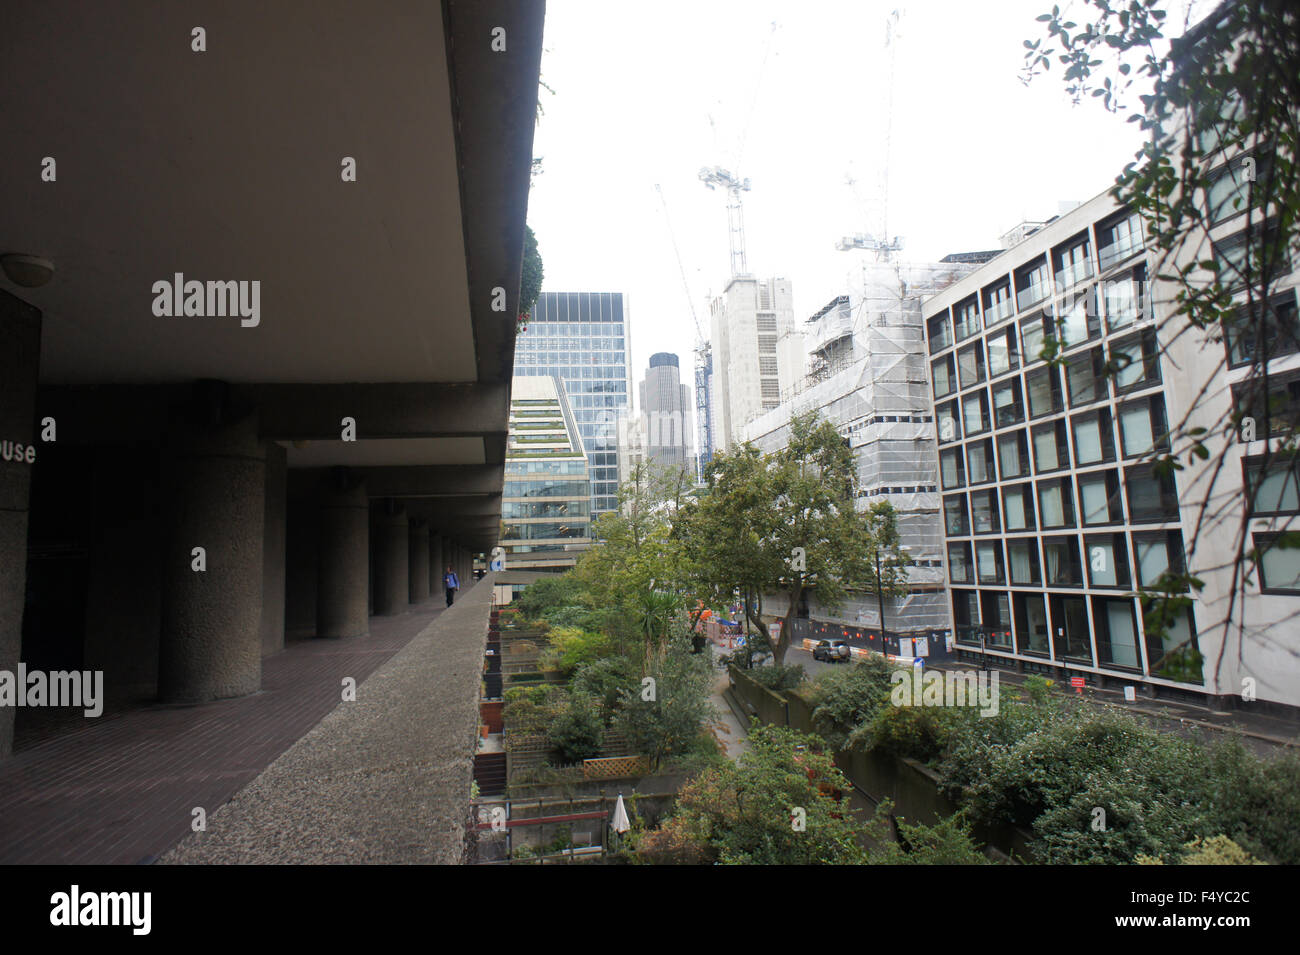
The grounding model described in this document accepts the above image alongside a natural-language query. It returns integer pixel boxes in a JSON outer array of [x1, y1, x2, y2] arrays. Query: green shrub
[[804, 657, 897, 749], [571, 655, 638, 719], [549, 693, 605, 763]]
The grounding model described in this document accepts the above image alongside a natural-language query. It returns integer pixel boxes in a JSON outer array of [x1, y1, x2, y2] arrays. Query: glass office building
[[514, 292, 632, 518], [501, 376, 592, 576]]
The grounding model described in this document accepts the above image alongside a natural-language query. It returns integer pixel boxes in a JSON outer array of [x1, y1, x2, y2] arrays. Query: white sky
[[526, 0, 1210, 403]]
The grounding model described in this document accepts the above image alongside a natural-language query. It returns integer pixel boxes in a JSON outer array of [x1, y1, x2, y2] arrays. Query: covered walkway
[[0, 578, 487, 864]]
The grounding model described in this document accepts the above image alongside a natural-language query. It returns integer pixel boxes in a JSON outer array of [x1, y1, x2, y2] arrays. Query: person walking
[[443, 566, 460, 607]]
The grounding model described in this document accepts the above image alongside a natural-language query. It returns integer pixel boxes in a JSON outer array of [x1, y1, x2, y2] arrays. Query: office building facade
[[638, 352, 693, 476], [709, 276, 804, 451], [501, 376, 591, 574], [513, 292, 632, 518], [922, 179, 1300, 710]]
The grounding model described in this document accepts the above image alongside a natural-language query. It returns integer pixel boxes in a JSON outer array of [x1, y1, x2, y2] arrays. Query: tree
[[681, 411, 909, 665], [1023, 0, 1300, 684], [634, 724, 868, 865], [574, 459, 694, 662], [517, 224, 543, 334]]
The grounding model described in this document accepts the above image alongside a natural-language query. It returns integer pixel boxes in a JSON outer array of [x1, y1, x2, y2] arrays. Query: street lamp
[[874, 544, 911, 653]]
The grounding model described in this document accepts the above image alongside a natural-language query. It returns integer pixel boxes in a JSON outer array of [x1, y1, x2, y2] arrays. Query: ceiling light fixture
[[1, 253, 55, 288]]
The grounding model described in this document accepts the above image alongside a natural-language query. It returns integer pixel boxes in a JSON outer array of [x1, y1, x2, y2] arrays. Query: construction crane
[[698, 166, 752, 277], [836, 9, 905, 263], [655, 183, 713, 474]]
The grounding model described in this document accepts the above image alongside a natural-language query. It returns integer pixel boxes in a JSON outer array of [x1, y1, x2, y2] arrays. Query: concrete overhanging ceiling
[[1, 0, 542, 393]]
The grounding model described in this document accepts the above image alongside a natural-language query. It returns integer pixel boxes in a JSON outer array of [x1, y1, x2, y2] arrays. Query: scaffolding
[[745, 258, 978, 637]]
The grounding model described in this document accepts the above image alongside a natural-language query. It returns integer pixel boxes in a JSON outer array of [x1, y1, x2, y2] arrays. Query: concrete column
[[427, 529, 439, 597], [373, 500, 409, 615], [408, 518, 429, 603], [158, 407, 265, 704], [260, 441, 287, 655], [316, 472, 368, 639], [431, 532, 444, 601], [0, 291, 41, 759]]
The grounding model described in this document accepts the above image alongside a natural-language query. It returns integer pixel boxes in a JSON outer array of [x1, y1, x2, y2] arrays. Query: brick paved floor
[[0, 598, 451, 864]]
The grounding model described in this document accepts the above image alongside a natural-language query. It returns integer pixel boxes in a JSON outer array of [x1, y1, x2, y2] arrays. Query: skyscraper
[[501, 376, 592, 580], [513, 292, 632, 518], [709, 276, 804, 451], [638, 352, 693, 476]]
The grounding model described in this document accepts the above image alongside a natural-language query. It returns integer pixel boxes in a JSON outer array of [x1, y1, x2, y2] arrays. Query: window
[[1094, 597, 1141, 668], [1038, 477, 1076, 529], [1086, 534, 1131, 588], [1102, 264, 1146, 331], [984, 280, 1014, 327], [998, 430, 1030, 479], [1026, 366, 1063, 418], [1207, 152, 1272, 224], [1098, 211, 1144, 270], [1078, 471, 1123, 525], [1020, 311, 1050, 363], [1013, 592, 1050, 653], [976, 541, 1005, 584], [1033, 420, 1071, 472], [1142, 603, 1200, 682], [1016, 257, 1050, 311], [1231, 374, 1300, 438], [1222, 295, 1300, 368], [940, 447, 965, 489], [944, 494, 970, 536], [947, 542, 973, 584], [952, 590, 980, 643], [1072, 410, 1115, 466], [967, 439, 995, 485], [1244, 454, 1300, 516], [1066, 347, 1107, 406], [1133, 531, 1186, 589], [954, 298, 980, 342], [963, 391, 989, 436], [981, 592, 1014, 648], [1054, 235, 1094, 291], [937, 400, 961, 443], [1126, 464, 1180, 523], [971, 489, 1000, 533], [1213, 220, 1289, 290], [992, 380, 1024, 428], [932, 354, 956, 398], [1057, 287, 1100, 348], [987, 328, 1019, 377], [1003, 483, 1036, 532], [1008, 539, 1041, 585], [1043, 537, 1084, 586], [1118, 396, 1169, 458], [1110, 330, 1161, 393], [958, 343, 986, 389], [1254, 533, 1300, 594], [927, 313, 953, 353]]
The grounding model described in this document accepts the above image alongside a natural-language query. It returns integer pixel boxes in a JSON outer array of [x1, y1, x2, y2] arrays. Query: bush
[[804, 657, 897, 749], [571, 655, 638, 719], [514, 574, 588, 621], [540, 626, 611, 676], [549, 693, 605, 763]]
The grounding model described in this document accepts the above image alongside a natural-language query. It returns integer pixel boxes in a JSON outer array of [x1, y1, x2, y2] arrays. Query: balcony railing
[[1016, 283, 1049, 312], [1098, 237, 1143, 271], [1054, 260, 1094, 292]]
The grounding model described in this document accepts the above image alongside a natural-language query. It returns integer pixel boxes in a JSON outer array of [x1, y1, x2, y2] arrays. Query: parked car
[[812, 639, 851, 663]]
